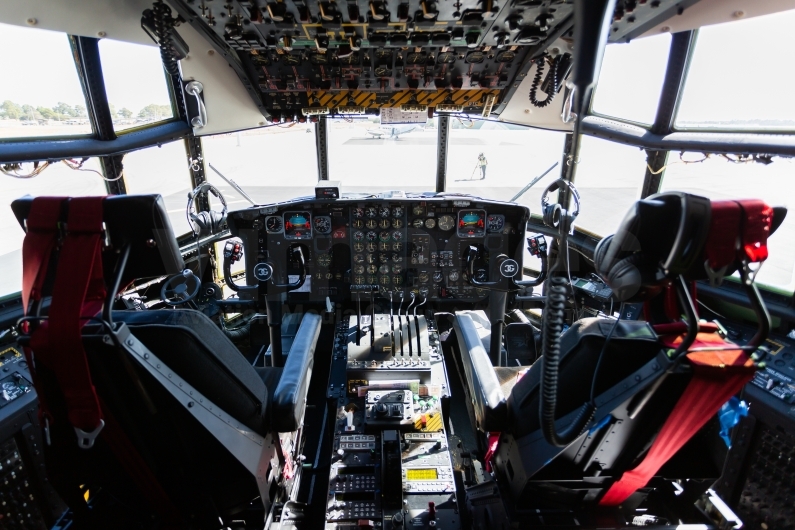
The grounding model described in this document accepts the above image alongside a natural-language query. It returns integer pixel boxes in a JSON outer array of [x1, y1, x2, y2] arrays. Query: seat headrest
[[12, 194, 184, 288], [595, 192, 784, 303]]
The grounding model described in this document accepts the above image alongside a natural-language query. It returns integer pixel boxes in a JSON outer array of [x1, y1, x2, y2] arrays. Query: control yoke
[[253, 244, 307, 293]]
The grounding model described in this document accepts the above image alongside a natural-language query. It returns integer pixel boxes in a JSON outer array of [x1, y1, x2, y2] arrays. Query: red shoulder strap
[[599, 333, 754, 506], [21, 197, 68, 314]]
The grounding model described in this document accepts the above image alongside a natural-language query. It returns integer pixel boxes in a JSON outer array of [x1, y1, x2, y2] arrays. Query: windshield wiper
[[208, 163, 257, 207], [510, 161, 559, 202]]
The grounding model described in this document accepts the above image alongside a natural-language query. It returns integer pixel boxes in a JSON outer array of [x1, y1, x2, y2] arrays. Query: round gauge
[[367, 264, 377, 274], [353, 253, 364, 263], [379, 264, 390, 275], [354, 242, 364, 252], [419, 271, 430, 283], [433, 270, 444, 283], [284, 212, 312, 239], [438, 215, 455, 231], [379, 219, 390, 229], [392, 218, 403, 228], [353, 207, 365, 218], [487, 214, 505, 232], [407, 52, 426, 64], [374, 66, 392, 77], [465, 51, 485, 64], [380, 276, 391, 285], [367, 275, 377, 285], [265, 216, 283, 232], [392, 230, 402, 241], [365, 207, 377, 218], [353, 219, 364, 229], [353, 231, 365, 241], [284, 54, 302, 65], [366, 231, 378, 241], [317, 254, 332, 267], [315, 272, 323, 280], [379, 206, 391, 218], [393, 276, 403, 285], [474, 269, 488, 282], [412, 205, 424, 216], [366, 254, 377, 264], [392, 253, 403, 263], [313, 216, 331, 234], [354, 276, 365, 285], [392, 265, 402, 274], [310, 53, 328, 64], [366, 242, 377, 252], [379, 231, 391, 242], [449, 270, 460, 282], [379, 254, 389, 263], [379, 242, 390, 252], [437, 51, 456, 64], [392, 242, 402, 252], [376, 49, 392, 60], [412, 218, 425, 229], [425, 218, 437, 229], [392, 206, 404, 218], [495, 50, 516, 63], [324, 271, 332, 280], [366, 219, 377, 229], [458, 210, 486, 237]]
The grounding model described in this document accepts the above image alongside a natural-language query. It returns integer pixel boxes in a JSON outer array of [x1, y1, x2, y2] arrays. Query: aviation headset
[[187, 182, 228, 236], [540, 179, 580, 229]]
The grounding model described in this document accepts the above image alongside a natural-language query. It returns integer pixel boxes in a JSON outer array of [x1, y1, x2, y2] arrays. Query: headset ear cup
[[607, 254, 644, 302], [593, 235, 614, 279], [210, 210, 226, 232], [544, 203, 561, 228]]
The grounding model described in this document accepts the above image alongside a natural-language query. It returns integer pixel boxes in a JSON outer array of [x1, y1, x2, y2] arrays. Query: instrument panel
[[228, 196, 528, 302]]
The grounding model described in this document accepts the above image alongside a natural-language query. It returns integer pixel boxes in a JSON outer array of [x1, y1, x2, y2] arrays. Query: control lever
[[464, 246, 521, 292]]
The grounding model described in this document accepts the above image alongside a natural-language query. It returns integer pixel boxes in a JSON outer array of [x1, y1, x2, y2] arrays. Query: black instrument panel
[[228, 197, 529, 302]]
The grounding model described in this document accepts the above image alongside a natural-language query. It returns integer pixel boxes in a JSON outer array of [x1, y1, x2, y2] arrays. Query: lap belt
[[599, 331, 754, 506]]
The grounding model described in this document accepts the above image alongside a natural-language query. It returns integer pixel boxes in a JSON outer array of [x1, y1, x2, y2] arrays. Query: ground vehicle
[[1, 0, 794, 528]]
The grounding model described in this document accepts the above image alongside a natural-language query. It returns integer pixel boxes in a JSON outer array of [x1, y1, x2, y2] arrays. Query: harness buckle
[[75, 419, 105, 449]]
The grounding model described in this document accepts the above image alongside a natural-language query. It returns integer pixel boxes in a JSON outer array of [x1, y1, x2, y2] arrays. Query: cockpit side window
[[97, 39, 175, 133], [591, 33, 671, 126], [0, 158, 108, 297], [675, 9, 795, 131], [0, 23, 93, 139]]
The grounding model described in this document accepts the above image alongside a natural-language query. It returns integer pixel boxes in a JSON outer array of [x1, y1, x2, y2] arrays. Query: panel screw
[[208, 50, 215, 56], [26, 18, 37, 26], [732, 10, 745, 18], [97, 31, 107, 38]]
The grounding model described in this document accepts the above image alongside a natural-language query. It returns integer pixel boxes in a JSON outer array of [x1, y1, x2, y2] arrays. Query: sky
[[0, 23, 171, 114]]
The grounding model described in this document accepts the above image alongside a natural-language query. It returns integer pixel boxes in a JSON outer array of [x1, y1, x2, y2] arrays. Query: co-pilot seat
[[454, 192, 783, 515], [12, 194, 321, 527]]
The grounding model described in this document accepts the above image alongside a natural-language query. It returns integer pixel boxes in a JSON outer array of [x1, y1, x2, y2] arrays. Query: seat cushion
[[114, 310, 270, 435]]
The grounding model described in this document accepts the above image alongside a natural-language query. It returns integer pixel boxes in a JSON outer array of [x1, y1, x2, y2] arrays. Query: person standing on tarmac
[[477, 153, 488, 180]]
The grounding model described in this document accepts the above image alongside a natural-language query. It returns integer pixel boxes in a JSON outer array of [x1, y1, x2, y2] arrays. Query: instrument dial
[[487, 214, 505, 232], [366, 242, 377, 252], [437, 215, 455, 231], [392, 265, 402, 274], [379, 206, 391, 218], [379, 254, 389, 263], [379, 242, 390, 252], [392, 230, 402, 241], [354, 242, 364, 252], [353, 253, 364, 263], [465, 51, 484, 64], [437, 51, 456, 64], [392, 218, 403, 228], [412, 218, 424, 229], [366, 231, 378, 241], [393, 206, 404, 217], [448, 270, 460, 282], [365, 207, 378, 218], [379, 231, 391, 242], [353, 207, 365, 218], [265, 216, 283, 233], [379, 219, 390, 229], [353, 231, 365, 241], [407, 52, 426, 64], [375, 66, 392, 77], [393, 276, 403, 285], [367, 254, 377, 264], [380, 276, 391, 285], [366, 219, 378, 229], [379, 264, 390, 275], [419, 271, 430, 283], [412, 205, 424, 216], [353, 219, 364, 229], [392, 253, 403, 263], [317, 253, 332, 267], [392, 242, 403, 251], [425, 218, 436, 229], [367, 264, 377, 274], [432, 270, 444, 283], [313, 216, 331, 234]]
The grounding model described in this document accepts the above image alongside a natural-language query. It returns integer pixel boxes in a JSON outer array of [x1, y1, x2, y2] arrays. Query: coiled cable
[[539, 274, 595, 447], [529, 54, 565, 108], [152, 1, 181, 77]]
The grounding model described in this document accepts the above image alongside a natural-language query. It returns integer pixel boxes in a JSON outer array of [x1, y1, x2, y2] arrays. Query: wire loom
[[529, 55, 567, 108]]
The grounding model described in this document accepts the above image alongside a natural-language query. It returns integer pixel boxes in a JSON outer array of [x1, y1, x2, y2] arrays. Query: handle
[[185, 80, 207, 128]]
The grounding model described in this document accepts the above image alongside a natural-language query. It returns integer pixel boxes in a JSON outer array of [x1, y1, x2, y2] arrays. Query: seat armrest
[[271, 313, 322, 432], [453, 311, 507, 432]]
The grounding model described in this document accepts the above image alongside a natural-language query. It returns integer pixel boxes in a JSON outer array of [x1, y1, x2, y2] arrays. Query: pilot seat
[[12, 194, 321, 528], [453, 192, 783, 526]]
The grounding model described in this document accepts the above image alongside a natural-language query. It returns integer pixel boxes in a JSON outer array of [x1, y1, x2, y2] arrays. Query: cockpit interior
[[1, 0, 795, 529]]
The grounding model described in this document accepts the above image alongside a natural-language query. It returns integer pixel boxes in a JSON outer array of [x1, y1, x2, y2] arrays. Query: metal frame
[[436, 115, 450, 193], [316, 116, 330, 181]]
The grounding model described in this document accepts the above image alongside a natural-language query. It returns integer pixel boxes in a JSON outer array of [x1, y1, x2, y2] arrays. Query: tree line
[[0, 100, 172, 122]]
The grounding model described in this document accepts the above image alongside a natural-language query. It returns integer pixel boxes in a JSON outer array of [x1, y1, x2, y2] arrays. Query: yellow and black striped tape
[[306, 89, 500, 109]]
